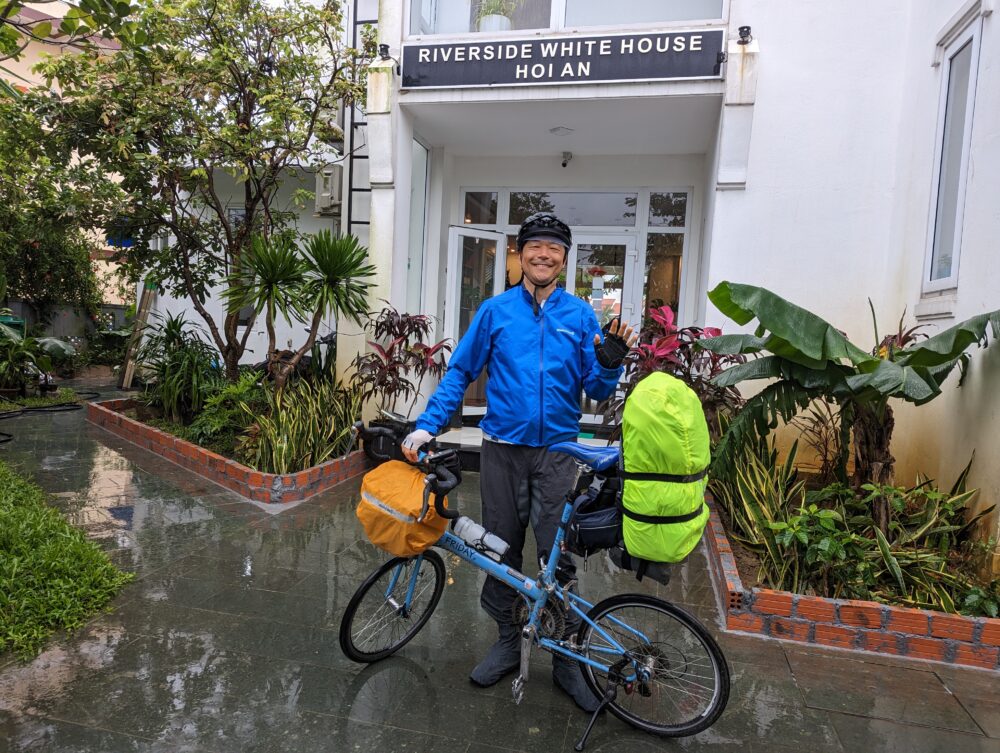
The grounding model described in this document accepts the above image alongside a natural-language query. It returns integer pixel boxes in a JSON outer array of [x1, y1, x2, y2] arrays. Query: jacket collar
[[518, 283, 564, 309]]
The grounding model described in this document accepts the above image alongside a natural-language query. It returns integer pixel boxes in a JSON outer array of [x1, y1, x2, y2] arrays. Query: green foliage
[[224, 231, 374, 388], [0, 96, 104, 320], [32, 0, 375, 377], [0, 337, 51, 391], [701, 282, 1000, 485], [1, 0, 136, 72], [137, 313, 222, 423], [238, 378, 362, 474], [0, 460, 133, 659], [0, 387, 77, 414], [186, 371, 268, 454], [712, 447, 1000, 615]]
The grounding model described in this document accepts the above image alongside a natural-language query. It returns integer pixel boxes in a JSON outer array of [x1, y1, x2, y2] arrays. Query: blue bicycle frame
[[392, 495, 651, 682]]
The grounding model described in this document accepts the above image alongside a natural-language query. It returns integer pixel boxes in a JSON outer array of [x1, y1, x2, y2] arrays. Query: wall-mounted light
[[378, 43, 400, 75], [737, 26, 752, 45], [561, 152, 573, 168]]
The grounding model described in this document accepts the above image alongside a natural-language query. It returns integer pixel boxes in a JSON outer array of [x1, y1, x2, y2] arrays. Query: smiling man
[[402, 212, 636, 712]]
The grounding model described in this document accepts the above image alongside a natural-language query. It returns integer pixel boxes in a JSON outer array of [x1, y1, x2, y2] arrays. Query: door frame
[[444, 226, 507, 343], [568, 232, 640, 329]]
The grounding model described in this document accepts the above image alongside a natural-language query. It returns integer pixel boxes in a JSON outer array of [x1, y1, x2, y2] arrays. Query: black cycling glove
[[595, 331, 630, 369]]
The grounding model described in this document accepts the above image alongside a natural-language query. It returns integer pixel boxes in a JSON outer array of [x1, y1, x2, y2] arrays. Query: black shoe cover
[[552, 655, 601, 713], [470, 624, 521, 687]]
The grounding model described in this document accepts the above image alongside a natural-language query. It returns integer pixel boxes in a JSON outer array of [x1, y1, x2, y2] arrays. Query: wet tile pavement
[[1, 393, 998, 753]]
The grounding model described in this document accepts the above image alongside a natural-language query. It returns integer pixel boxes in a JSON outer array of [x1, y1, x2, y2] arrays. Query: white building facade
[[360, 0, 1000, 568]]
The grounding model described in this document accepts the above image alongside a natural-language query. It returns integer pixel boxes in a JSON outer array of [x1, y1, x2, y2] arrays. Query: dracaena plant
[[351, 305, 453, 416], [601, 305, 745, 438]]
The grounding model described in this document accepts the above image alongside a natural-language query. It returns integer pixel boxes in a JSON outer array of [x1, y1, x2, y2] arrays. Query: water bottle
[[453, 516, 509, 559]]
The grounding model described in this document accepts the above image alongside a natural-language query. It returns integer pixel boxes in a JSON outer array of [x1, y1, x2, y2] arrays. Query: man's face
[[519, 239, 567, 288]]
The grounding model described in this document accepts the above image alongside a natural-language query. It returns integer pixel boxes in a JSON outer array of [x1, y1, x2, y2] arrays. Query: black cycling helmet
[[516, 212, 572, 252]]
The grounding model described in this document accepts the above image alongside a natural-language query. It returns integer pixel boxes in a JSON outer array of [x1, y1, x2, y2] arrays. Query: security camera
[[561, 151, 573, 168]]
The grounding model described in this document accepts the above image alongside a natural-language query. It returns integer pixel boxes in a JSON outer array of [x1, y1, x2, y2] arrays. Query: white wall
[[706, 1, 911, 337], [887, 1, 1000, 564]]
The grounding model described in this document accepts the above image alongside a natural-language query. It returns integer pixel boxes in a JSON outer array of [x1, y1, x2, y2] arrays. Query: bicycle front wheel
[[577, 594, 729, 736], [339, 550, 446, 663]]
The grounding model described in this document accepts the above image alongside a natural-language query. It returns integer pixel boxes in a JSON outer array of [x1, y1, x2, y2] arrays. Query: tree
[[0, 93, 105, 320], [1, 0, 135, 88], [34, 0, 375, 379], [699, 282, 1000, 532]]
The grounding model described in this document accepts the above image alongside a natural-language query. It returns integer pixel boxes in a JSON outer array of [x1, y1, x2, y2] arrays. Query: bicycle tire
[[577, 593, 729, 736], [339, 550, 446, 663]]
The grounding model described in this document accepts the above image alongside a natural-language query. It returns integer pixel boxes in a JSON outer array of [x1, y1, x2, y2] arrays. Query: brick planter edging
[[704, 503, 1000, 670], [87, 398, 370, 504]]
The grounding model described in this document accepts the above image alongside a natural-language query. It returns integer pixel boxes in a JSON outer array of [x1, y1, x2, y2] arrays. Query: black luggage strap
[[617, 499, 708, 525], [567, 477, 606, 528], [619, 468, 709, 483]]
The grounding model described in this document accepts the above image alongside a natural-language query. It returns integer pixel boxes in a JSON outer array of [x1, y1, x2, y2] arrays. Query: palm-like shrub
[[224, 231, 375, 390]]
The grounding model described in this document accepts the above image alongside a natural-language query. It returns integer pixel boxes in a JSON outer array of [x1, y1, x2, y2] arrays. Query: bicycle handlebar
[[353, 422, 460, 520]]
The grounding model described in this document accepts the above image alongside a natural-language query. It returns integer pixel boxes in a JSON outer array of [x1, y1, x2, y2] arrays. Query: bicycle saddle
[[548, 442, 619, 472]]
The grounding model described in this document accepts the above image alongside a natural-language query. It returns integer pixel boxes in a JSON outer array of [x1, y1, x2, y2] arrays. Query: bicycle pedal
[[511, 675, 526, 705]]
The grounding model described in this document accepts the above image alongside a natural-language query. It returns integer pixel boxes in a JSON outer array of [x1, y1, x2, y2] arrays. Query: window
[[508, 191, 637, 226], [924, 17, 981, 292], [406, 139, 430, 313], [409, 0, 723, 37]]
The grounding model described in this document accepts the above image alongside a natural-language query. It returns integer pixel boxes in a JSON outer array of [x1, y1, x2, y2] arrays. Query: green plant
[[351, 305, 453, 415], [225, 231, 375, 390], [238, 378, 362, 474], [475, 0, 522, 20], [187, 371, 269, 452], [602, 305, 745, 439], [699, 282, 1000, 531], [0, 460, 133, 658], [712, 445, 1000, 613], [0, 337, 50, 392], [137, 313, 222, 423]]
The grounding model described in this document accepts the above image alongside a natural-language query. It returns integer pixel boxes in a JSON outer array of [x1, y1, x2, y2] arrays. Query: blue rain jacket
[[416, 285, 622, 447]]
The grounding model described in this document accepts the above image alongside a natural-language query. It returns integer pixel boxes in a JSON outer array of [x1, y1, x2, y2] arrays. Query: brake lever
[[417, 476, 436, 523]]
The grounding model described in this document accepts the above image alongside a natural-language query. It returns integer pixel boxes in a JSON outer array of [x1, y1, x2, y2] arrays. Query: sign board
[[401, 29, 725, 89]]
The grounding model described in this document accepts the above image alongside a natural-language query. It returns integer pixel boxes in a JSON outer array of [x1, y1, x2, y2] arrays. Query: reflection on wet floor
[[1, 396, 999, 753]]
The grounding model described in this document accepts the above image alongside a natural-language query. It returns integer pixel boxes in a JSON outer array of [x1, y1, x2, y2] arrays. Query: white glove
[[402, 429, 434, 461]]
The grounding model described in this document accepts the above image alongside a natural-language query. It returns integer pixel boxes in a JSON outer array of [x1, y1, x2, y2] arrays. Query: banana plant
[[699, 282, 1000, 531]]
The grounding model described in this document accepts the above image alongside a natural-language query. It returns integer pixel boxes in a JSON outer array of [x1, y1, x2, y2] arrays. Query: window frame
[[922, 15, 982, 294], [403, 0, 728, 41]]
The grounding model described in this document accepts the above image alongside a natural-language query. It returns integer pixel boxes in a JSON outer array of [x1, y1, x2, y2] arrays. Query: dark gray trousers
[[478, 440, 579, 626]]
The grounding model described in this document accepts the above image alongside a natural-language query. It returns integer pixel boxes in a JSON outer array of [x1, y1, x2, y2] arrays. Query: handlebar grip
[[429, 465, 460, 519], [355, 422, 401, 462]]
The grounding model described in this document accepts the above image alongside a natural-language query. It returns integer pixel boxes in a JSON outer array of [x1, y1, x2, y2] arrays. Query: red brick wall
[[87, 398, 370, 504], [704, 506, 1000, 671]]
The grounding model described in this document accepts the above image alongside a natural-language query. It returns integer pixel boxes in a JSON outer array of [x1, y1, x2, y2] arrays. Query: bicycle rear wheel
[[339, 550, 446, 663], [577, 593, 729, 736]]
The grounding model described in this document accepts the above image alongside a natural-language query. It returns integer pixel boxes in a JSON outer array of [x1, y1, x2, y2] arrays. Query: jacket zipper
[[538, 308, 545, 445]]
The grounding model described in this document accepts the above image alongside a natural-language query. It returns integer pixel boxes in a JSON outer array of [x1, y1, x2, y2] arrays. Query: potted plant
[[474, 0, 521, 32]]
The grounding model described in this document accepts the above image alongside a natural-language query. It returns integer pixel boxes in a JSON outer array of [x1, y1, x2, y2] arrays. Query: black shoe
[[470, 624, 521, 687], [552, 655, 601, 713]]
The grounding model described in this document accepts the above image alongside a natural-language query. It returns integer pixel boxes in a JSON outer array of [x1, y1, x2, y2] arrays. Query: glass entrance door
[[445, 227, 506, 414], [567, 235, 639, 330]]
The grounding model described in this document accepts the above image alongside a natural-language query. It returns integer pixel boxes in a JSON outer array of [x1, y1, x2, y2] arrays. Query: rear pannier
[[620, 371, 710, 564]]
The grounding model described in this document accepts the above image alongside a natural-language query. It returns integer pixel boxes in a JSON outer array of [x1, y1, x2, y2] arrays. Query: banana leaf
[[36, 337, 77, 359], [896, 309, 1000, 369], [708, 282, 878, 369], [0, 322, 22, 341]]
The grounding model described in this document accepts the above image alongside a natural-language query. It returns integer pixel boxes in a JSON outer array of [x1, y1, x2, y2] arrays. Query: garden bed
[[87, 398, 369, 504], [704, 503, 1000, 670]]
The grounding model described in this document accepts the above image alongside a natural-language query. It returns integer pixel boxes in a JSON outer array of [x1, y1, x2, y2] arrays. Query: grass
[[0, 387, 79, 414], [0, 460, 134, 659]]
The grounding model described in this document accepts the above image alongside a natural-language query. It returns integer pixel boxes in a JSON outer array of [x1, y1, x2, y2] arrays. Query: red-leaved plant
[[351, 305, 453, 416], [601, 305, 746, 439]]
